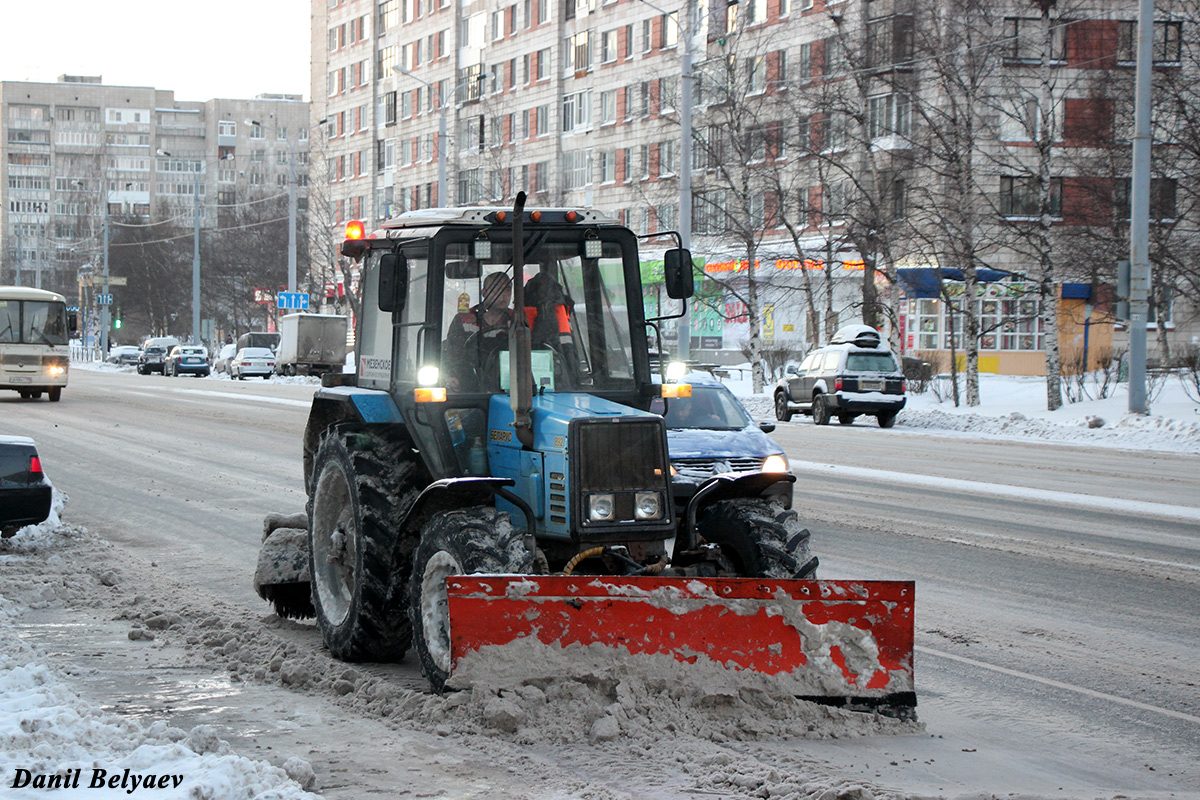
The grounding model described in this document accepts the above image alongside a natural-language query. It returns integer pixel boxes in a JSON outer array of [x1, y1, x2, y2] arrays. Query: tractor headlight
[[634, 491, 662, 520], [417, 365, 440, 386], [588, 493, 615, 521], [762, 454, 789, 473]]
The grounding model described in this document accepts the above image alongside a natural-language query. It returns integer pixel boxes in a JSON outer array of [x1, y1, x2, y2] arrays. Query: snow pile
[[735, 371, 1200, 455], [0, 514, 321, 799]]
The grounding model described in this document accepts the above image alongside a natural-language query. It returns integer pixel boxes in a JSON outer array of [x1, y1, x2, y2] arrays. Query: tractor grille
[[575, 418, 669, 492], [570, 417, 673, 541]]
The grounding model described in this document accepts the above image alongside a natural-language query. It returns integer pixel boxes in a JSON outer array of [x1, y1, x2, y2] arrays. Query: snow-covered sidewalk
[[733, 371, 1200, 456], [0, 496, 320, 800]]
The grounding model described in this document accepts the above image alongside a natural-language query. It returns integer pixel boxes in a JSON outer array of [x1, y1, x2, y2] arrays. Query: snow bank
[[733, 371, 1200, 455], [0, 508, 320, 800]]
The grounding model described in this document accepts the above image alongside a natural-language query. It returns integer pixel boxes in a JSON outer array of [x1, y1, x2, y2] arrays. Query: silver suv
[[774, 325, 906, 428]]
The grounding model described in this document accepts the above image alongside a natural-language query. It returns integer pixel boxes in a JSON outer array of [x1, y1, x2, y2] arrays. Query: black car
[[137, 345, 168, 375], [0, 435, 52, 537], [774, 325, 907, 428]]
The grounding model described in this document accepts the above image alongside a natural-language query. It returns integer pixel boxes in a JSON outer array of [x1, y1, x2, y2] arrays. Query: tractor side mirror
[[663, 248, 694, 300], [378, 252, 408, 313]]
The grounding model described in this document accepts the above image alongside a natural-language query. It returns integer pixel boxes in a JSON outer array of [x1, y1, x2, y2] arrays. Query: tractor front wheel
[[410, 507, 534, 692], [308, 428, 421, 662], [697, 499, 819, 580]]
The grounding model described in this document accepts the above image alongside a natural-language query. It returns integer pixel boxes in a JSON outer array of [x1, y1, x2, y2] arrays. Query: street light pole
[[394, 67, 448, 205], [1127, 0, 1153, 414], [192, 165, 202, 345], [394, 68, 492, 207]]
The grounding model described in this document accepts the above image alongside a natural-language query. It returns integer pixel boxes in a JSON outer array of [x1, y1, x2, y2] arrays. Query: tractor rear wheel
[[308, 427, 422, 662], [697, 499, 819, 580], [410, 506, 534, 692]]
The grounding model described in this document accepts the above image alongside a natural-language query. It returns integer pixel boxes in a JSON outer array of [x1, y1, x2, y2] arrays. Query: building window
[[562, 90, 592, 133], [1117, 20, 1183, 64], [566, 31, 591, 73], [824, 182, 847, 223], [600, 89, 617, 124], [747, 56, 766, 94], [562, 149, 592, 190], [662, 12, 678, 47], [602, 29, 618, 63], [1002, 17, 1066, 62], [1115, 177, 1177, 221], [599, 149, 616, 183], [1000, 175, 1063, 218], [660, 139, 678, 175], [865, 15, 914, 70], [866, 93, 911, 139]]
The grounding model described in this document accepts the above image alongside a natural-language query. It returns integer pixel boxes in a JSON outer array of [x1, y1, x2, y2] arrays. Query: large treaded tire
[[409, 506, 534, 693], [696, 499, 819, 580], [308, 427, 421, 662]]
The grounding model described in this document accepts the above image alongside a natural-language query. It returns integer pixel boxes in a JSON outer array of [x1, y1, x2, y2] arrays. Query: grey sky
[[0, 0, 311, 101]]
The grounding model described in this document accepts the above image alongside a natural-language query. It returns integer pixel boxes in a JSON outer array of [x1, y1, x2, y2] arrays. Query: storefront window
[[903, 289, 1042, 352]]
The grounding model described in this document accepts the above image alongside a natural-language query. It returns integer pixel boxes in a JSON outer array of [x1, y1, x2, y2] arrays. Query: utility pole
[[1127, 0, 1153, 414], [101, 211, 111, 354], [193, 166, 202, 345], [287, 156, 298, 293]]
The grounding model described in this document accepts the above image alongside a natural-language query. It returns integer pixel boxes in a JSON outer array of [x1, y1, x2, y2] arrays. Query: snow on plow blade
[[447, 576, 915, 711]]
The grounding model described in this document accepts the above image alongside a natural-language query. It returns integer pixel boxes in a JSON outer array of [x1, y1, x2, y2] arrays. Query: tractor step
[[446, 575, 914, 709]]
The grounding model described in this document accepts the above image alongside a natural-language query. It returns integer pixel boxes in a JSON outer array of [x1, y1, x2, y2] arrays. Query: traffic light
[[113, 308, 123, 330]]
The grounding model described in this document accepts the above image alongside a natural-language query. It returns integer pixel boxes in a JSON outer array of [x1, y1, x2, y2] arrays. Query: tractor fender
[[303, 388, 405, 493], [682, 471, 797, 550], [400, 477, 528, 540]]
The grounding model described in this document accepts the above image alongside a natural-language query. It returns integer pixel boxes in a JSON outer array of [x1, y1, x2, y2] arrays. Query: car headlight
[[634, 491, 662, 520], [588, 493, 615, 522], [762, 454, 789, 473]]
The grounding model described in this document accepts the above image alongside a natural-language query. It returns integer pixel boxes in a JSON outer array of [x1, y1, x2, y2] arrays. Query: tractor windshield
[[439, 235, 637, 394]]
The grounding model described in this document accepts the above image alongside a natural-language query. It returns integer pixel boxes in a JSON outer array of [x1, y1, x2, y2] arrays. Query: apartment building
[[312, 0, 1197, 364], [0, 75, 310, 300]]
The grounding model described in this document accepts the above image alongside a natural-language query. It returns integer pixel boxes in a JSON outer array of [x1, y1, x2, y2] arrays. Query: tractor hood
[[487, 392, 659, 454]]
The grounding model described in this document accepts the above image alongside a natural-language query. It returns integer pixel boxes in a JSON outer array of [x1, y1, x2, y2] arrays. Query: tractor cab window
[[438, 236, 636, 394]]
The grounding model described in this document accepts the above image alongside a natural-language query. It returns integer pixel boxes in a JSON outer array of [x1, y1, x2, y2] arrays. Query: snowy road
[[2, 367, 1198, 798]]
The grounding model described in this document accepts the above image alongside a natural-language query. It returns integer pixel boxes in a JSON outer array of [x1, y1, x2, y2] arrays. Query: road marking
[[789, 460, 1200, 524], [127, 387, 312, 408], [942, 530, 1200, 572], [916, 645, 1200, 725]]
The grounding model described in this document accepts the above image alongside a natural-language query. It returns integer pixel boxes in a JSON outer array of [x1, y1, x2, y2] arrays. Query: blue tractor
[[258, 195, 913, 710]]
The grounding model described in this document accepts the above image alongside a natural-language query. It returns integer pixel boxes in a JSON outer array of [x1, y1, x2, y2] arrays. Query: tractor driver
[[444, 271, 513, 391]]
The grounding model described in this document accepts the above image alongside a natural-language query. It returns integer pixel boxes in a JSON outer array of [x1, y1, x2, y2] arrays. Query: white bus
[[0, 286, 73, 402]]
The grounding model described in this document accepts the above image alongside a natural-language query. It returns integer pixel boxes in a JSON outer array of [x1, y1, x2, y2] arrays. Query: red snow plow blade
[[446, 576, 915, 712]]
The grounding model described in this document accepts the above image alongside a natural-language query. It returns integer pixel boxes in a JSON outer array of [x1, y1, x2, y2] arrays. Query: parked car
[[213, 343, 238, 374], [651, 373, 790, 495], [229, 347, 276, 380], [136, 345, 169, 375], [0, 435, 52, 538], [165, 345, 210, 377], [773, 325, 907, 428], [106, 345, 142, 366]]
